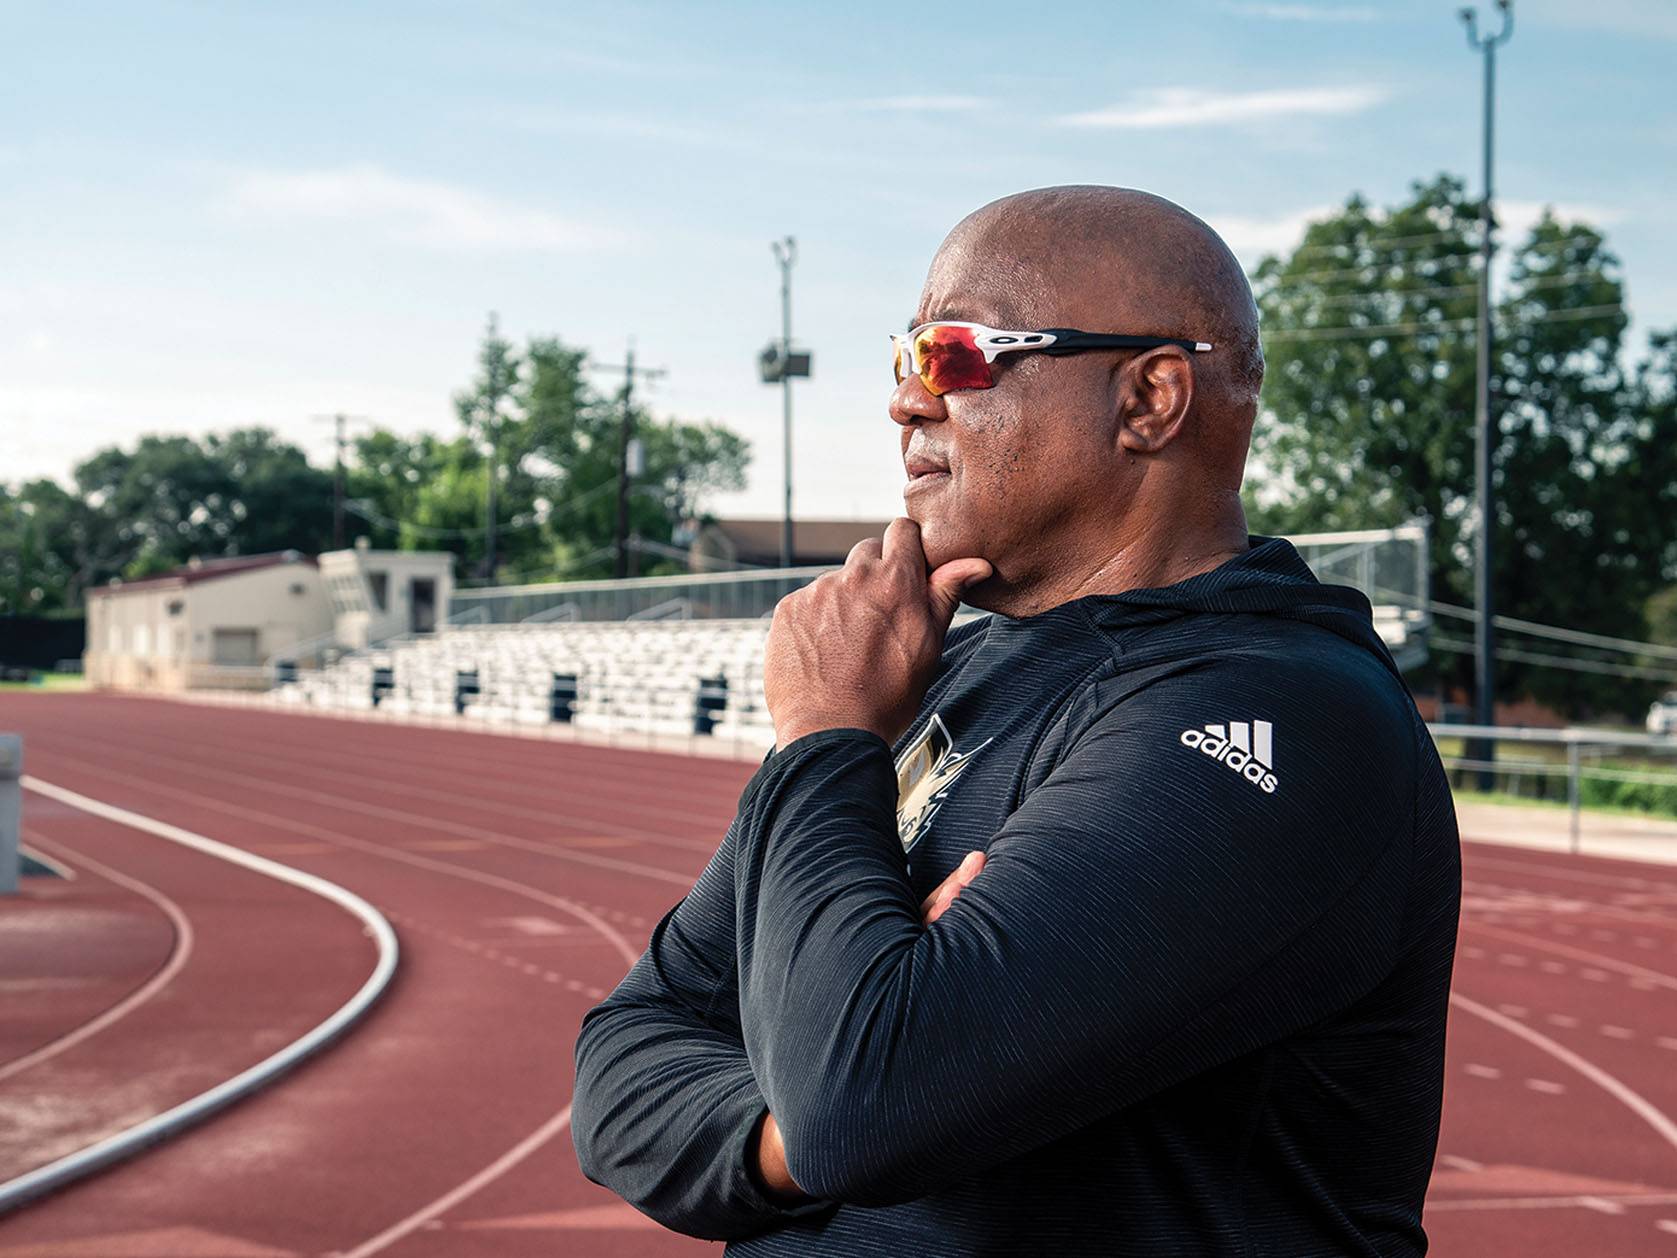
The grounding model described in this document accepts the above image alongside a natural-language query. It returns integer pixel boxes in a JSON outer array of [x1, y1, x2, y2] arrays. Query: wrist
[[749, 1110, 808, 1204]]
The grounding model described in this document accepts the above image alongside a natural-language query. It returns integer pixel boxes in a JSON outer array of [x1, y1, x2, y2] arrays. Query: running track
[[1, 694, 1675, 1256]]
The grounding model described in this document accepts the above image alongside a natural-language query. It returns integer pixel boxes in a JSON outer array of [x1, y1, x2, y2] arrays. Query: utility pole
[[773, 237, 796, 569], [312, 413, 372, 550], [590, 345, 665, 579], [1462, 0, 1513, 788]]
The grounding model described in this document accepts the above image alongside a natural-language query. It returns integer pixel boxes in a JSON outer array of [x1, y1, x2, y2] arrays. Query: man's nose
[[889, 373, 948, 427]]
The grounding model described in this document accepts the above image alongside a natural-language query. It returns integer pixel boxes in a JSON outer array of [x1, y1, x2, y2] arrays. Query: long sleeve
[[572, 811, 834, 1240], [731, 658, 1420, 1207]]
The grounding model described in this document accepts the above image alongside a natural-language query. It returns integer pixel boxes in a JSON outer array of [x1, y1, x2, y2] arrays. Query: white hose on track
[[0, 776, 400, 1215]]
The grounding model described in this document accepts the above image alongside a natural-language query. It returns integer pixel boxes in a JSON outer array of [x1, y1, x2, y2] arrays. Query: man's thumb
[[927, 558, 993, 624]]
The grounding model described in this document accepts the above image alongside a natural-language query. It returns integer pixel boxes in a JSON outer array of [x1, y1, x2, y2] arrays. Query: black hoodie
[[573, 537, 1462, 1257]]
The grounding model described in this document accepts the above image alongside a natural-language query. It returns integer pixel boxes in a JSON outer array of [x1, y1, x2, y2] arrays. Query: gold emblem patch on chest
[[894, 713, 992, 852]]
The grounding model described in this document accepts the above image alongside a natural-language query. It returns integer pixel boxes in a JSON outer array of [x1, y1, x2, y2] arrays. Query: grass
[[0, 671, 88, 693], [1450, 787, 1677, 823]]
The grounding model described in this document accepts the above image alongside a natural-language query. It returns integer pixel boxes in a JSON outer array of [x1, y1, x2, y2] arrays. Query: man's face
[[892, 243, 1123, 584]]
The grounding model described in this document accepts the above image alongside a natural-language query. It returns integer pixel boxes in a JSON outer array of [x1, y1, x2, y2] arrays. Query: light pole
[[773, 237, 796, 569], [760, 238, 812, 570], [1461, 0, 1513, 787]]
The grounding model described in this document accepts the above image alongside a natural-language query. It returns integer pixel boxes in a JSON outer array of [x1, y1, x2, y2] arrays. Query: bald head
[[930, 185, 1264, 428]]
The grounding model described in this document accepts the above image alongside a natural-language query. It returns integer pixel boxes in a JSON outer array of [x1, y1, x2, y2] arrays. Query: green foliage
[[1247, 174, 1677, 718], [0, 430, 332, 612], [347, 321, 750, 585]]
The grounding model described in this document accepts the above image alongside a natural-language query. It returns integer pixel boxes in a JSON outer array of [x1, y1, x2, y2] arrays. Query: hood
[[998, 536, 1403, 682]]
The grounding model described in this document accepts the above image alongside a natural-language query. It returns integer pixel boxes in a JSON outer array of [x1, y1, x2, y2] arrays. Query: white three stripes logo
[[1178, 719, 1279, 794], [1200, 720, 1273, 768]]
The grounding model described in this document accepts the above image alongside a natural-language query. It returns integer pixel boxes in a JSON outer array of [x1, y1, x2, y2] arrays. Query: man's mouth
[[904, 456, 950, 480]]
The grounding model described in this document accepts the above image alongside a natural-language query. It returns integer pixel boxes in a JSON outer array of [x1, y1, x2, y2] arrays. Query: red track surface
[[0, 693, 1673, 1256]]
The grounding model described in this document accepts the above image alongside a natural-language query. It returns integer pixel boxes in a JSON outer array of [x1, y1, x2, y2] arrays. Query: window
[[368, 571, 389, 612]]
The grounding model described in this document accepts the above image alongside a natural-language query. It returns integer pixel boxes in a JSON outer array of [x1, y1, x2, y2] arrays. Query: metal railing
[[1429, 722, 1677, 853]]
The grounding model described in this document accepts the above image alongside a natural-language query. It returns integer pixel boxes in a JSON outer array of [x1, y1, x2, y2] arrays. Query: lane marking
[[1545, 1013, 1580, 1028], [1463, 853, 1677, 894], [1465, 922, 1677, 991], [1524, 1078, 1566, 1094], [0, 778, 398, 1216], [1657, 1219, 1677, 1235], [1601, 1025, 1636, 1040], [1439, 1154, 1484, 1172], [1464, 1063, 1502, 1079], [1452, 994, 1677, 1161], [1577, 1196, 1624, 1214], [37, 749, 697, 889], [1429, 1192, 1677, 1212], [0, 831, 195, 1085]]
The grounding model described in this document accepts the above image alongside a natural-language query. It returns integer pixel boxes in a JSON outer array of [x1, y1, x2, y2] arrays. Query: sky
[[4, 0, 1674, 525]]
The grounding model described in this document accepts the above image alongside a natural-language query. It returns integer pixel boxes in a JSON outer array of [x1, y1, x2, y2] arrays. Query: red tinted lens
[[914, 325, 993, 395]]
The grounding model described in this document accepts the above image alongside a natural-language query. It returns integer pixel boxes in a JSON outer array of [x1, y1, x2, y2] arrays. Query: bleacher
[[277, 619, 781, 749], [272, 524, 1431, 750]]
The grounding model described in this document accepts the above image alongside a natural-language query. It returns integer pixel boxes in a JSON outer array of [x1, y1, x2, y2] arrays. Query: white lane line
[[1439, 1154, 1484, 1172], [1525, 1078, 1567, 1094], [1656, 1037, 1677, 1052], [1464, 1063, 1503, 1079], [1429, 1192, 1677, 1212], [1578, 1196, 1626, 1214], [1545, 1013, 1580, 1028], [1658, 1219, 1677, 1235], [1452, 994, 1677, 1161], [1581, 968, 1611, 982], [0, 831, 195, 1085], [41, 748, 697, 889], [1466, 922, 1677, 991], [333, 1105, 575, 1258], [1497, 953, 1529, 966], [0, 777, 399, 1216], [16, 843, 76, 879], [1495, 1004, 1529, 1018], [1539, 961, 1567, 974], [1601, 1025, 1636, 1040]]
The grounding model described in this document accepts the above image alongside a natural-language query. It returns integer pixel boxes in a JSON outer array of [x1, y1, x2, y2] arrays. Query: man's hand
[[764, 517, 991, 751], [750, 850, 986, 1200]]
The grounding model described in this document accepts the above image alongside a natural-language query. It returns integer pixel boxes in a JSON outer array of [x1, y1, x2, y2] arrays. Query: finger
[[919, 851, 985, 923], [927, 557, 994, 628], [881, 516, 926, 575], [846, 536, 883, 566]]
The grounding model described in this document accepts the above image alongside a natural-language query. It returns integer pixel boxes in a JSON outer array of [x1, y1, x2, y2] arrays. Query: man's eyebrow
[[909, 310, 998, 331]]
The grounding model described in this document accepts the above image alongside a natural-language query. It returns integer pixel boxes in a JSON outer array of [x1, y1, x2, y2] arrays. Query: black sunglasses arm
[[1035, 329, 1213, 355]]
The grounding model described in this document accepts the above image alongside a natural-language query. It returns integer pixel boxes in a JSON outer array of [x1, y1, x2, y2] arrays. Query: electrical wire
[[1261, 303, 1625, 343]]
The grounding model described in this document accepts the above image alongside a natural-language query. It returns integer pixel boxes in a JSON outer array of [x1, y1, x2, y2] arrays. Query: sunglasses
[[890, 320, 1214, 396]]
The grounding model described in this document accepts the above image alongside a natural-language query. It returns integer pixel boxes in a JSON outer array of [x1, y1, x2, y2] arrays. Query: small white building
[[85, 551, 332, 691], [84, 544, 456, 691]]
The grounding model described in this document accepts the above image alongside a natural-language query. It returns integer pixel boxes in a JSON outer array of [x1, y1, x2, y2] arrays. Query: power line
[[1280, 270, 1606, 310], [1254, 235, 1602, 287], [1261, 302, 1624, 343], [1415, 597, 1677, 662], [1433, 635, 1677, 685]]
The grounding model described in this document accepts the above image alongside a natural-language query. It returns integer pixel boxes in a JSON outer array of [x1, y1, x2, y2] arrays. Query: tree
[[1247, 174, 1677, 717]]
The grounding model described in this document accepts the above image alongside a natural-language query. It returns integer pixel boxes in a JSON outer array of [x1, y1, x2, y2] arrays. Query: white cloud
[[848, 95, 989, 112], [1204, 205, 1338, 260], [1220, 2, 1379, 20], [224, 165, 621, 252], [1057, 85, 1389, 130]]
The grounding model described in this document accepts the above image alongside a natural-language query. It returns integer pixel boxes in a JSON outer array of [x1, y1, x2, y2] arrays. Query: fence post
[[0, 735, 20, 895], [1567, 739, 1581, 856]]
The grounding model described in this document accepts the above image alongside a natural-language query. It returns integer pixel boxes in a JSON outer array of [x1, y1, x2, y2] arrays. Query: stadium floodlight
[[1461, 0, 1513, 787]]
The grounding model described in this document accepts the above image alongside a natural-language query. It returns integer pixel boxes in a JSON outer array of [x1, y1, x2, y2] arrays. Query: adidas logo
[[1179, 720, 1278, 794]]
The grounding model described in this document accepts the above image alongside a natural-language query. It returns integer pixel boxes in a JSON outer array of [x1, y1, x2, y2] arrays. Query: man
[[573, 185, 1460, 1256]]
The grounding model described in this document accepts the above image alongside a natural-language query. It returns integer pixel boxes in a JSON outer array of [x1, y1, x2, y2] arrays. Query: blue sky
[[4, 0, 1673, 523]]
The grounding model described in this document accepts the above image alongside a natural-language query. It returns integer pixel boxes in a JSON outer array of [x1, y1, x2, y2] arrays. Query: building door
[[211, 628, 262, 665], [410, 578, 437, 634]]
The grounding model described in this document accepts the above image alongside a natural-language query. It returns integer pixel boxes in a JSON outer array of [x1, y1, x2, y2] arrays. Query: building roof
[[88, 551, 317, 598], [700, 517, 892, 566]]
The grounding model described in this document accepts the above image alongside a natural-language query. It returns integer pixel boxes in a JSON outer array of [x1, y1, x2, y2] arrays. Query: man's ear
[[1115, 349, 1195, 455]]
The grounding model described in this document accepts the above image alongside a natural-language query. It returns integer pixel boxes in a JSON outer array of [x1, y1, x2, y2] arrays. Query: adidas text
[[1179, 723, 1278, 794]]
